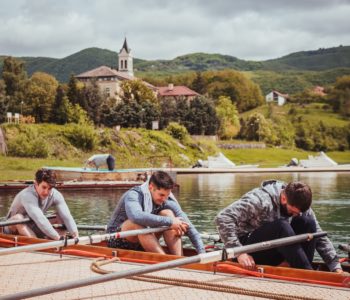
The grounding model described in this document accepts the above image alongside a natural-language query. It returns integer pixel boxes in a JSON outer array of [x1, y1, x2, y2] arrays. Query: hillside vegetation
[[1, 45, 350, 85], [0, 123, 218, 168]]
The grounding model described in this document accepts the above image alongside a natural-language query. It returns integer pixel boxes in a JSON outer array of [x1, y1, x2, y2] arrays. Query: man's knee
[[158, 209, 175, 217], [121, 220, 144, 243], [275, 219, 295, 236], [291, 216, 316, 234], [8, 214, 26, 221]]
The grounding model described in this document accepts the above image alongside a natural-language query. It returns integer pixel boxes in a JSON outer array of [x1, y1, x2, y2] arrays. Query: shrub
[[165, 122, 189, 141], [64, 124, 97, 151], [7, 133, 49, 158]]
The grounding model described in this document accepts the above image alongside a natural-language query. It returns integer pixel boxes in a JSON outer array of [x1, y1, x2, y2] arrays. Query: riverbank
[[1, 149, 349, 181]]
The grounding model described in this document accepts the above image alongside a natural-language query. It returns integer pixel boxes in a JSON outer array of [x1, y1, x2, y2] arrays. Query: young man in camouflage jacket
[[215, 180, 344, 273]]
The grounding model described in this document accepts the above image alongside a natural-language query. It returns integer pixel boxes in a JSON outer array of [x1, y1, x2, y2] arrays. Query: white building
[[265, 90, 288, 106], [76, 38, 155, 100]]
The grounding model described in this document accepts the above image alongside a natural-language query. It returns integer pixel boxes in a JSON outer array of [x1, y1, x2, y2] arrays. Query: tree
[[50, 85, 69, 124], [120, 79, 158, 104], [1, 56, 28, 112], [0, 80, 10, 123], [191, 71, 206, 94], [2, 56, 27, 96], [204, 70, 264, 112], [82, 80, 104, 125], [67, 74, 86, 108], [239, 113, 277, 144], [112, 80, 160, 129], [25, 72, 58, 122], [327, 75, 350, 117], [215, 96, 240, 139], [185, 96, 219, 135]]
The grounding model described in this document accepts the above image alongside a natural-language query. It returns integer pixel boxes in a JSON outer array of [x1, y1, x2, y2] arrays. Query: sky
[[0, 0, 350, 61]]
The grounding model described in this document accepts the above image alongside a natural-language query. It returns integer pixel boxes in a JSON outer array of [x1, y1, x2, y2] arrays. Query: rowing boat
[[0, 233, 349, 288], [43, 166, 151, 182]]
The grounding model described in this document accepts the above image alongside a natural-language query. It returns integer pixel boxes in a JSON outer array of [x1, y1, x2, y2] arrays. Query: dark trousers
[[239, 216, 316, 270], [106, 155, 115, 171]]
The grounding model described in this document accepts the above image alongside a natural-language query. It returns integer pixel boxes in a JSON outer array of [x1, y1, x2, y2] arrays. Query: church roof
[[120, 38, 130, 53], [75, 65, 156, 89], [76, 66, 133, 81]]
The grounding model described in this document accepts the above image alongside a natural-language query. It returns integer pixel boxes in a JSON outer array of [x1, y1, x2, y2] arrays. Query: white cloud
[[0, 0, 349, 60]]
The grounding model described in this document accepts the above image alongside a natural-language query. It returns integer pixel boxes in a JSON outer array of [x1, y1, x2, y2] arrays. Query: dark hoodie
[[215, 180, 341, 271]]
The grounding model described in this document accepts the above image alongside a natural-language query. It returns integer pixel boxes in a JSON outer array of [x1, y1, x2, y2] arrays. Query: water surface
[[1, 172, 349, 253]]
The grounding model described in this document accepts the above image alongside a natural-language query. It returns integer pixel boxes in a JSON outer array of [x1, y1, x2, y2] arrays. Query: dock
[[0, 251, 349, 299], [171, 166, 350, 174]]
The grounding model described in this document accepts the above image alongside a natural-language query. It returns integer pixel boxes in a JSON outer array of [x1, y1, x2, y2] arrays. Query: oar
[[52, 224, 221, 242], [0, 232, 327, 300], [53, 224, 107, 231], [0, 226, 170, 256], [0, 214, 56, 227]]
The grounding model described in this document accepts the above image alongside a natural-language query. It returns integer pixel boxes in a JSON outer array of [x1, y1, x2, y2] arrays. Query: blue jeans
[[239, 216, 316, 270]]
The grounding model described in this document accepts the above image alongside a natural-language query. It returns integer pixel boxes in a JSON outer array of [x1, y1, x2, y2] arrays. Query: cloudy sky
[[0, 0, 349, 61]]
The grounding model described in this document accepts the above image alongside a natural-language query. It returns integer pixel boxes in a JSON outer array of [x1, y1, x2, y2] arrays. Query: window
[[120, 60, 124, 69], [105, 87, 110, 97], [125, 60, 127, 69]]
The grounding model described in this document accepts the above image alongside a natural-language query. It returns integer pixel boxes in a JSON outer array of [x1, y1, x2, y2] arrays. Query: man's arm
[[310, 209, 342, 272], [164, 200, 205, 254], [125, 191, 173, 227], [21, 197, 60, 240], [53, 191, 78, 238]]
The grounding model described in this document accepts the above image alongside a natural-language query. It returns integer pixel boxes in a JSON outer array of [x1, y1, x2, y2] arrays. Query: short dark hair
[[285, 182, 312, 212], [149, 171, 174, 190], [35, 169, 56, 187]]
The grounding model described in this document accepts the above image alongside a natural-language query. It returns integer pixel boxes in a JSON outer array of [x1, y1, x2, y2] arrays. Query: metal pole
[[0, 215, 56, 227], [0, 232, 327, 300], [0, 226, 170, 256], [53, 224, 220, 242]]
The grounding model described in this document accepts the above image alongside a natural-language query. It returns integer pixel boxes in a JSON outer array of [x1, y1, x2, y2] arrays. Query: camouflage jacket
[[215, 180, 341, 271]]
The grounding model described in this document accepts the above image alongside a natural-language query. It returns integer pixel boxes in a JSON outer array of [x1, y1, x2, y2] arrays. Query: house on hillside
[[265, 90, 288, 106], [75, 38, 155, 100], [157, 84, 200, 101], [311, 86, 326, 97]]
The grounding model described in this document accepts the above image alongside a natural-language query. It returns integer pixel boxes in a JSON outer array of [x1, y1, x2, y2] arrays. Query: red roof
[[272, 90, 289, 98], [157, 86, 199, 97]]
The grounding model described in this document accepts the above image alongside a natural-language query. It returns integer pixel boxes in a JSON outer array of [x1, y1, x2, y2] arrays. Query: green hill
[[1, 45, 350, 83], [262, 46, 350, 71]]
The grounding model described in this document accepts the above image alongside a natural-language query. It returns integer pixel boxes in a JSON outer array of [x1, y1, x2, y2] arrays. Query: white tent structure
[[299, 152, 338, 168], [196, 153, 258, 169]]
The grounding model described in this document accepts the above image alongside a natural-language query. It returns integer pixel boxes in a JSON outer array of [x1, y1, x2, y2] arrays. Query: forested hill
[[0, 45, 349, 82]]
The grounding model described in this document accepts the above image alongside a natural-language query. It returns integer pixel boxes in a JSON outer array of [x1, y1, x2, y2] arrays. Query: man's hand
[[171, 217, 189, 236], [237, 253, 256, 270]]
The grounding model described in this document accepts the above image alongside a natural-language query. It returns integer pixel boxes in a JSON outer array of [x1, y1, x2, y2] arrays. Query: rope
[[90, 257, 321, 300]]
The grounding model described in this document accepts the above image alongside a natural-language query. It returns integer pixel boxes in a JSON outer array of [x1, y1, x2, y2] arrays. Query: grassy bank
[[1, 148, 349, 181], [222, 148, 350, 168]]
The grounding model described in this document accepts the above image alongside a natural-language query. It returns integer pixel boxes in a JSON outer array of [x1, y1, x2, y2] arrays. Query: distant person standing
[[84, 154, 115, 171], [4, 169, 78, 240]]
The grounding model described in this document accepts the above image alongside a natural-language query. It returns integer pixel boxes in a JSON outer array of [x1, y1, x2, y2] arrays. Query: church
[[75, 38, 155, 100], [76, 38, 199, 102]]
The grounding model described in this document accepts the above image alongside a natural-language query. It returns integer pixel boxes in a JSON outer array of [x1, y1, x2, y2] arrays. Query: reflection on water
[[0, 172, 349, 251]]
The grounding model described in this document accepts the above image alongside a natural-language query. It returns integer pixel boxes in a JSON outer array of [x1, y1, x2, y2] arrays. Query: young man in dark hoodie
[[215, 180, 344, 273]]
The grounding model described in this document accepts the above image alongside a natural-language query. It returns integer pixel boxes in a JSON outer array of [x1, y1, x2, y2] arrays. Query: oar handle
[[0, 214, 56, 227]]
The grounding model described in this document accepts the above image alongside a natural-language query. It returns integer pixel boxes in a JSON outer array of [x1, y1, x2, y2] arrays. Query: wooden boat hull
[[43, 167, 150, 182], [0, 180, 142, 191], [0, 233, 349, 288]]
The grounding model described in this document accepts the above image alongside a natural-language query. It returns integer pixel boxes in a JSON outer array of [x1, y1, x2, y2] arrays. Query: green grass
[[0, 156, 82, 181], [222, 148, 350, 167], [240, 103, 349, 128], [2, 148, 349, 180]]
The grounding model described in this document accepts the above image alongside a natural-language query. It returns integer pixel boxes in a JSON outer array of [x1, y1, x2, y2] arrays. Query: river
[[1, 172, 349, 253]]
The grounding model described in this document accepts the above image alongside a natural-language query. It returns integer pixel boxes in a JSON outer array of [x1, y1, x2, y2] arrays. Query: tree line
[[1, 56, 349, 152]]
